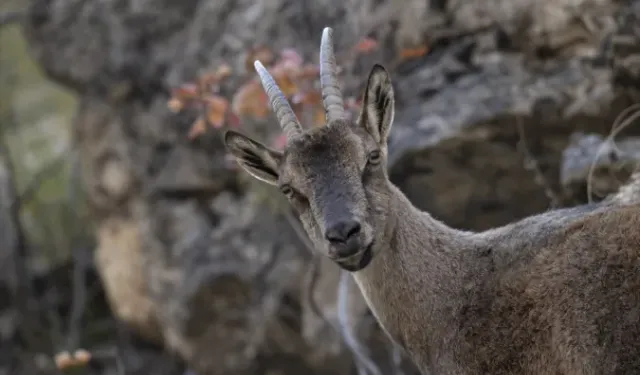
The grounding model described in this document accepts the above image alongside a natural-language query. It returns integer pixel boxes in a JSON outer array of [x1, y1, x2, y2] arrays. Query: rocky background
[[2, 0, 640, 374]]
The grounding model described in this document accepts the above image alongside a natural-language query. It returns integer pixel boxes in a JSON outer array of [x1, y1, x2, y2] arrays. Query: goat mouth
[[335, 242, 374, 272]]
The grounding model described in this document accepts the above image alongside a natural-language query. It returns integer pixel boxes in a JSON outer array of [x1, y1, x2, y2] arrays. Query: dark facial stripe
[[313, 176, 356, 226]]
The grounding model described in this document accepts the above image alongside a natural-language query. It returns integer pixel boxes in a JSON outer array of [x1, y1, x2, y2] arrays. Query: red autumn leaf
[[280, 48, 304, 68], [167, 97, 184, 113], [196, 77, 213, 97], [291, 90, 321, 106], [188, 117, 207, 139], [269, 64, 298, 97], [399, 44, 429, 60], [215, 63, 232, 81], [295, 64, 320, 80], [354, 37, 378, 54], [232, 80, 269, 119], [291, 101, 324, 129], [312, 106, 326, 127], [204, 95, 229, 128], [198, 72, 220, 87], [171, 83, 199, 100]]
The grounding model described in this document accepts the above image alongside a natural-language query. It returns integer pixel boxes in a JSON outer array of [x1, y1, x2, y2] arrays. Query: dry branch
[[337, 271, 382, 375], [516, 117, 562, 208]]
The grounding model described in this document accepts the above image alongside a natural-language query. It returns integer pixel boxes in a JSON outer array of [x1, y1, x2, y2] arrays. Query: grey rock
[[16, 0, 640, 373]]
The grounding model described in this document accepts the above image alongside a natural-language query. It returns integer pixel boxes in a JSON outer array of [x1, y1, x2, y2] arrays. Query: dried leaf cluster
[[167, 37, 429, 149]]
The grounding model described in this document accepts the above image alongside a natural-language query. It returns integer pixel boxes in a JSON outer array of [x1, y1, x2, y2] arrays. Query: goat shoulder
[[455, 203, 640, 374]]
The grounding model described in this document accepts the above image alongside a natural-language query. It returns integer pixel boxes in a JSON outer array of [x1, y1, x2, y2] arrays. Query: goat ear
[[224, 130, 283, 186], [358, 64, 395, 145]]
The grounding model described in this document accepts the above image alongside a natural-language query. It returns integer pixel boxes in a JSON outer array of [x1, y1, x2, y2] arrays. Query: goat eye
[[280, 184, 294, 197], [368, 150, 382, 165]]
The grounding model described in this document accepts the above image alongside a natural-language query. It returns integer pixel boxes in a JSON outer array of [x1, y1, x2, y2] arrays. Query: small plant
[[166, 39, 387, 148], [167, 36, 429, 149]]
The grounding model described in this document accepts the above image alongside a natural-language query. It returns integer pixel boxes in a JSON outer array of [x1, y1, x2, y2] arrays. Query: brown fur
[[223, 29, 640, 374], [353, 185, 640, 374]]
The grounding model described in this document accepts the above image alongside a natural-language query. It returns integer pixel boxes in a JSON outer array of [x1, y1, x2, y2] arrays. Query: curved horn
[[254, 60, 302, 141], [320, 27, 346, 123]]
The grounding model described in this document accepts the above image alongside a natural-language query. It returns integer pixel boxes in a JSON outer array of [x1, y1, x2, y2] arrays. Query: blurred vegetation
[[0, 1, 91, 271]]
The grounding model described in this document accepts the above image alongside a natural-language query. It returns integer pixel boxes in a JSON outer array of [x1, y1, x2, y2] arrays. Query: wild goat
[[224, 27, 640, 374]]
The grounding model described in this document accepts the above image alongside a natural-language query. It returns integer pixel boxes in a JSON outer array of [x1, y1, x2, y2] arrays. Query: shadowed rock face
[[0, 150, 20, 343], [16, 0, 640, 373]]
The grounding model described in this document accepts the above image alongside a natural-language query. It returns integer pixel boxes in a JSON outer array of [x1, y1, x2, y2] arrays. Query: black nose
[[325, 220, 361, 244]]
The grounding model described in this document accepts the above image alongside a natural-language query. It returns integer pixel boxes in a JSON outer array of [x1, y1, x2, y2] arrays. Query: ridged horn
[[320, 27, 346, 123], [254, 60, 302, 141]]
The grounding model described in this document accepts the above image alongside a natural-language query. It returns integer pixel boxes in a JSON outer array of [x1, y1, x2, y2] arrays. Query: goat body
[[356, 183, 640, 374], [224, 26, 640, 374]]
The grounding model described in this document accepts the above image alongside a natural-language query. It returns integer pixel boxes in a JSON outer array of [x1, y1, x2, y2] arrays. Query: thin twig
[[253, 244, 283, 300], [303, 256, 378, 372], [587, 103, 640, 203], [390, 343, 406, 375], [290, 208, 338, 322], [65, 246, 89, 350], [44, 285, 65, 349], [337, 270, 383, 375], [255, 245, 281, 281], [0, 124, 37, 349], [283, 208, 315, 252], [64, 149, 87, 349], [284, 208, 381, 372], [284, 207, 330, 321], [114, 319, 131, 375], [114, 350, 125, 375], [516, 117, 562, 208], [337, 273, 363, 375], [304, 254, 327, 321]]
